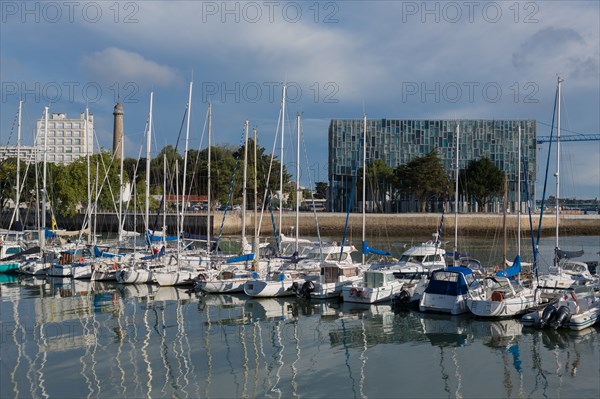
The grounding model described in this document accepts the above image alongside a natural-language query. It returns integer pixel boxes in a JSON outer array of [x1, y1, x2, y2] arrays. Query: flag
[[51, 215, 57, 232]]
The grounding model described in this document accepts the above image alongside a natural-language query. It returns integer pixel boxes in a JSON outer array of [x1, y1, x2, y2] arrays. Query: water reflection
[[1, 278, 599, 399]]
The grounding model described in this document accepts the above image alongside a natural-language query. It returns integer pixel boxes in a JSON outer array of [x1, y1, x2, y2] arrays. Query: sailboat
[[466, 127, 539, 318], [534, 77, 598, 297], [419, 122, 484, 315], [342, 114, 403, 304]]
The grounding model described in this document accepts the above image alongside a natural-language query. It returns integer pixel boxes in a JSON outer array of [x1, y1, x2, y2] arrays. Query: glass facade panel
[[328, 119, 537, 212]]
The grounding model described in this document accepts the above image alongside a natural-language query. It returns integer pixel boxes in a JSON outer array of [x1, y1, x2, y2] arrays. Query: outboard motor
[[393, 290, 411, 304], [288, 281, 300, 293], [539, 304, 557, 328], [299, 280, 315, 299], [553, 305, 571, 328]]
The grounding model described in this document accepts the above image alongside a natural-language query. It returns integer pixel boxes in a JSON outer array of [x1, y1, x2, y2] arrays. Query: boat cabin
[[424, 267, 479, 296], [320, 264, 358, 284], [363, 270, 396, 289]]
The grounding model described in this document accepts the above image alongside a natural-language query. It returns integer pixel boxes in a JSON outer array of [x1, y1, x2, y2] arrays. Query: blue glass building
[[328, 119, 537, 212]]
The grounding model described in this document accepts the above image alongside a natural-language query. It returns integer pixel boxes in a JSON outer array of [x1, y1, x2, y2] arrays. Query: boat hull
[[199, 279, 247, 293], [154, 270, 196, 286], [467, 296, 537, 318], [342, 282, 404, 304], [116, 268, 154, 284], [244, 279, 307, 298], [0, 262, 19, 273], [419, 293, 470, 315]]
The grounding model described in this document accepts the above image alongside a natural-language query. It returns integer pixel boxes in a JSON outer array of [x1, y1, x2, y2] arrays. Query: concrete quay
[[216, 212, 600, 237]]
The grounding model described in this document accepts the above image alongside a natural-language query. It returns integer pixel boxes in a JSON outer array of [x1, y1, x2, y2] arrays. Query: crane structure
[[537, 134, 600, 144]]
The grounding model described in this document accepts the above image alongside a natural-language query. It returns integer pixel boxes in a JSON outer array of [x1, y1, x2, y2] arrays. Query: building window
[[74, 139, 81, 145], [66, 131, 72, 137], [66, 139, 72, 145]]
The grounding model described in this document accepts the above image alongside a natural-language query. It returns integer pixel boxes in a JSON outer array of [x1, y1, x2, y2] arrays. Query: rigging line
[[536, 86, 558, 253], [187, 105, 210, 199], [214, 127, 247, 251], [257, 108, 282, 236], [536, 121, 598, 136], [150, 107, 188, 239], [300, 121, 324, 255]]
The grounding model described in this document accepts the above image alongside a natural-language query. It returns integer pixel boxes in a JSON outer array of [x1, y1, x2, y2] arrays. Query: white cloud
[[80, 47, 182, 88]]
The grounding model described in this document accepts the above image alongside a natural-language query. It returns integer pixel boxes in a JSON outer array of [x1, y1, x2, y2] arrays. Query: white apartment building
[[0, 145, 37, 163], [35, 112, 94, 164]]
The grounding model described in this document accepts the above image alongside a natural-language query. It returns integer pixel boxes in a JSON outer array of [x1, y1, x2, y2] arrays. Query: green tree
[[359, 159, 395, 212], [315, 182, 328, 199], [0, 158, 17, 209], [461, 157, 504, 211], [395, 151, 449, 212]]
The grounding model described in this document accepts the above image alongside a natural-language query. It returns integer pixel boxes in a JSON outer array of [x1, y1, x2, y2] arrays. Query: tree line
[[1, 147, 505, 219], [0, 141, 296, 218], [357, 151, 505, 212]]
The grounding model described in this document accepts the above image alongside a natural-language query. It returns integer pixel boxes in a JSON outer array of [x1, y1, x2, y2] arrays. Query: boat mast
[[253, 127, 259, 270], [207, 103, 212, 253], [145, 92, 154, 236], [119, 107, 126, 246], [242, 119, 249, 253], [503, 173, 508, 263], [453, 122, 459, 267], [295, 113, 301, 253], [555, 77, 563, 254], [517, 125, 522, 256], [279, 83, 286, 237], [93, 162, 99, 245], [362, 114, 367, 266], [163, 153, 167, 247], [85, 107, 92, 244], [40, 107, 49, 251], [16, 100, 22, 225], [180, 81, 193, 246]]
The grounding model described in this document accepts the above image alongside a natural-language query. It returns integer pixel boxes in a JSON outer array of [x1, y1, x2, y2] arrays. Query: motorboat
[[521, 286, 600, 330], [467, 275, 538, 318], [419, 266, 483, 315], [342, 268, 404, 304]]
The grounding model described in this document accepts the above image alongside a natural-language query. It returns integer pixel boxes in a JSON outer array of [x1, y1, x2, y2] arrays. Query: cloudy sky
[[1, 1, 599, 198]]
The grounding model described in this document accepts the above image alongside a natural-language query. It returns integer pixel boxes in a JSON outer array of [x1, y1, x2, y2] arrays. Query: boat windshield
[[399, 255, 425, 263], [364, 272, 396, 288]]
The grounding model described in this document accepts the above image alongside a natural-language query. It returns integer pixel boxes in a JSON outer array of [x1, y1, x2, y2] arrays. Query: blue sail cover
[[226, 253, 255, 263], [145, 231, 178, 245], [93, 246, 125, 259], [362, 241, 392, 257], [44, 228, 56, 238], [140, 246, 166, 260], [496, 255, 521, 278]]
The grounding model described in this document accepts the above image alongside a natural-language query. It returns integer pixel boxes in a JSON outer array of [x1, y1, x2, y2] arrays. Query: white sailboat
[[535, 77, 597, 296], [342, 115, 402, 304], [419, 122, 484, 315]]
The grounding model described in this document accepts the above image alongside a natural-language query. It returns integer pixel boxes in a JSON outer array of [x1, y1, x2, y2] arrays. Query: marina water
[[1, 236, 599, 398]]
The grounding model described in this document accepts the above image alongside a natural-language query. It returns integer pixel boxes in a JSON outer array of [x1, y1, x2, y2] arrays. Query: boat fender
[[570, 291, 577, 302], [554, 305, 571, 328], [491, 291, 503, 302], [113, 263, 119, 270], [540, 304, 557, 328], [90, 264, 95, 271]]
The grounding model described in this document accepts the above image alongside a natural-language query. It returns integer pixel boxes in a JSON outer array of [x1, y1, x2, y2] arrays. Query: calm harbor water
[[1, 236, 599, 399]]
